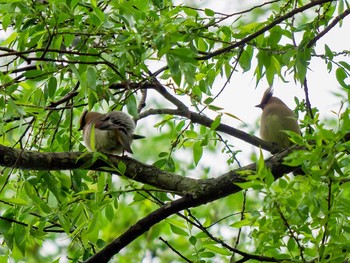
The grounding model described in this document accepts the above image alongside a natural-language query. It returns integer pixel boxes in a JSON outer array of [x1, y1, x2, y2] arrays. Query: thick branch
[[84, 196, 196, 263], [0, 144, 296, 195], [0, 145, 197, 195], [0, 144, 299, 262], [82, 147, 296, 263]]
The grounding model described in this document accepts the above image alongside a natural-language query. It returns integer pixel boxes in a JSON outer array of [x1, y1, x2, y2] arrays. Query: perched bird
[[79, 110, 144, 155], [256, 87, 300, 148]]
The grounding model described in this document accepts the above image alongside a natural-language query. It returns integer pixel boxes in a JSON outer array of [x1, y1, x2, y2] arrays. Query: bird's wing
[[115, 130, 133, 154], [95, 117, 126, 130]]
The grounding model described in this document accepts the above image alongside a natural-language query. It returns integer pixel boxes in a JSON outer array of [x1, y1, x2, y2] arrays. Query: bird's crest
[[261, 87, 274, 105], [256, 87, 274, 109]]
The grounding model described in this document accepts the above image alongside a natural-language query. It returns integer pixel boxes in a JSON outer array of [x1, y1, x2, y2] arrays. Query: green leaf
[[189, 236, 197, 245], [166, 54, 181, 86], [336, 67, 350, 89], [131, 193, 147, 204], [167, 48, 196, 63], [153, 158, 167, 169], [170, 224, 188, 236], [89, 125, 96, 151], [197, 38, 208, 51], [287, 237, 296, 251], [118, 161, 126, 174], [278, 178, 288, 189], [47, 77, 57, 99], [234, 181, 253, 189], [193, 141, 203, 166], [230, 218, 252, 228], [88, 89, 98, 109], [204, 97, 214, 105], [53, 34, 63, 50], [268, 26, 282, 47], [295, 48, 311, 82], [210, 115, 221, 130], [195, 72, 207, 81], [0, 209, 15, 234], [200, 251, 215, 258], [105, 203, 114, 222], [158, 152, 169, 158], [183, 7, 198, 17], [339, 61, 350, 72], [86, 215, 98, 234], [166, 156, 175, 172], [64, 34, 75, 47], [208, 105, 224, 111], [2, 14, 12, 31], [239, 46, 253, 72], [14, 224, 26, 256], [205, 245, 231, 256], [184, 130, 198, 138], [126, 94, 138, 117], [224, 112, 245, 124], [1, 31, 18, 46], [204, 8, 215, 16], [86, 67, 97, 91], [324, 44, 333, 60], [0, 198, 27, 206]]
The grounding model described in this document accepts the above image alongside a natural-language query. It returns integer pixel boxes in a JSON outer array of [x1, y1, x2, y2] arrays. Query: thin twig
[[234, 190, 247, 247], [303, 77, 315, 134], [320, 178, 332, 260], [159, 237, 193, 263], [186, 210, 283, 262], [138, 108, 276, 152], [277, 205, 305, 262], [307, 7, 350, 48], [137, 88, 147, 114], [198, 0, 335, 60]]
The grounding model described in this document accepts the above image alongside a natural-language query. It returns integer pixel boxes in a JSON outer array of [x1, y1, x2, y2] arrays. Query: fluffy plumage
[[256, 87, 300, 148], [79, 110, 144, 155]]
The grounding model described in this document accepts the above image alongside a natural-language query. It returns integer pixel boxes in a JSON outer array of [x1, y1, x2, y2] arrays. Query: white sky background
[[151, 0, 350, 174]]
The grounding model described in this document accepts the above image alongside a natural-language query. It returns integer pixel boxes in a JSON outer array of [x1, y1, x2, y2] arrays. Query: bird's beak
[[255, 104, 263, 109]]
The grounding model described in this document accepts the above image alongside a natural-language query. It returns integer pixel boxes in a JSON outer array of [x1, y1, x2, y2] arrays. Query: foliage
[[0, 0, 349, 262]]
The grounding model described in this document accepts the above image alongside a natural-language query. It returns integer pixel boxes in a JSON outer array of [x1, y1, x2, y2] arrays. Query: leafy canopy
[[0, 0, 349, 262]]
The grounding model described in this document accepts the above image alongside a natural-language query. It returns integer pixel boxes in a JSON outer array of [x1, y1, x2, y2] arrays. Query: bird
[[79, 110, 144, 155], [256, 87, 300, 148]]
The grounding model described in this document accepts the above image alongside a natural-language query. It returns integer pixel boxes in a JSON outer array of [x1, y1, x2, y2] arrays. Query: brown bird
[[256, 87, 300, 148], [79, 110, 144, 155]]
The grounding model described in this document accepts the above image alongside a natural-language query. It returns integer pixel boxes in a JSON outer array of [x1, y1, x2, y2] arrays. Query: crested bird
[[256, 87, 300, 148], [79, 110, 144, 155]]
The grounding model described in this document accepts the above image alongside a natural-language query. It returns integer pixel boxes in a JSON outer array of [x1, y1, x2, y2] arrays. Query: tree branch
[[80, 146, 297, 263], [0, 143, 298, 197], [307, 7, 350, 48], [138, 108, 277, 152], [111, 81, 281, 152], [84, 196, 197, 263], [0, 142, 301, 262], [197, 0, 335, 60]]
